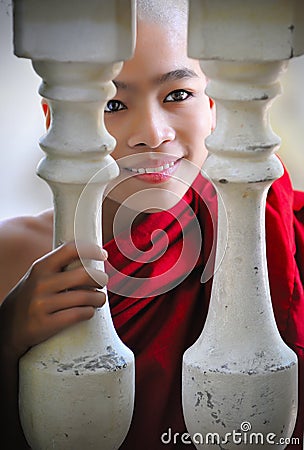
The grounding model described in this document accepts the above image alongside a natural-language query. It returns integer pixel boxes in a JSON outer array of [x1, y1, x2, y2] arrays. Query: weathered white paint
[[14, 1, 136, 449], [183, 1, 304, 448]]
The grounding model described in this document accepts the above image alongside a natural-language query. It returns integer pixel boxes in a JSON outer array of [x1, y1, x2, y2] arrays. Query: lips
[[128, 161, 176, 174], [125, 159, 181, 184]]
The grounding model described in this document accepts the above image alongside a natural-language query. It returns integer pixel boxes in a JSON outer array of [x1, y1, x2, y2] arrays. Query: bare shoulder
[[0, 209, 53, 302]]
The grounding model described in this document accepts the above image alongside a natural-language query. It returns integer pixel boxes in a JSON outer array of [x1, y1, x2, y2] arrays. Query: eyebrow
[[113, 67, 199, 91], [156, 68, 199, 84]]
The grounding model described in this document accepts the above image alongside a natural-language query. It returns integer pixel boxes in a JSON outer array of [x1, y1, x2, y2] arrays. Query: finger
[[38, 266, 108, 293], [45, 290, 106, 314], [33, 241, 108, 274], [46, 306, 98, 334], [33, 306, 98, 345]]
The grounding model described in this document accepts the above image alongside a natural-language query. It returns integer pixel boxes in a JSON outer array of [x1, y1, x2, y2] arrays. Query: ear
[[209, 98, 216, 132], [41, 99, 51, 130]]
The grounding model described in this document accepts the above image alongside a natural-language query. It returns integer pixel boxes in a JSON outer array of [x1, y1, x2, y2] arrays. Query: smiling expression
[[104, 20, 214, 210]]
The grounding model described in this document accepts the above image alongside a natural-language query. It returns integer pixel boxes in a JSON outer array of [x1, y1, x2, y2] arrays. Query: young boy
[[0, 0, 303, 449]]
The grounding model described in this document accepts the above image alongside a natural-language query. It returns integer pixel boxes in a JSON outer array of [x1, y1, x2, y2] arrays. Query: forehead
[[115, 20, 202, 84]]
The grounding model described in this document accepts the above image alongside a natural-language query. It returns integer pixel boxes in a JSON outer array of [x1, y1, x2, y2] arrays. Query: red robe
[[104, 167, 304, 450]]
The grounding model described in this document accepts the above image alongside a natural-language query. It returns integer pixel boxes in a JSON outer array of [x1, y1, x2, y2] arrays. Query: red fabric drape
[[104, 168, 304, 450]]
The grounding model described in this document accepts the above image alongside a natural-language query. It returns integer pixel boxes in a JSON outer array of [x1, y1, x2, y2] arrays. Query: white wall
[[0, 0, 303, 221], [0, 0, 52, 219]]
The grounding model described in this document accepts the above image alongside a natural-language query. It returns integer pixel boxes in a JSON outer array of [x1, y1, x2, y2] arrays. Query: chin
[[105, 174, 192, 213]]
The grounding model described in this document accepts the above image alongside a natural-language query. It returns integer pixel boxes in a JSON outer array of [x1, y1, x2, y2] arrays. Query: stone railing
[[13, 0, 304, 448]]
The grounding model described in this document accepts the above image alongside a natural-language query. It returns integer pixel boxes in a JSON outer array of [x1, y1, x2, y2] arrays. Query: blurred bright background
[[0, 0, 52, 219], [0, 0, 303, 221]]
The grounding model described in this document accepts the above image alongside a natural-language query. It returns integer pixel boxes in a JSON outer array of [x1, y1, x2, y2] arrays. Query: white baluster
[[183, 1, 304, 448], [13, 1, 136, 449]]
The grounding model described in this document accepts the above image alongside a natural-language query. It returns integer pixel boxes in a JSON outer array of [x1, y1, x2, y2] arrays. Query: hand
[[0, 241, 108, 360]]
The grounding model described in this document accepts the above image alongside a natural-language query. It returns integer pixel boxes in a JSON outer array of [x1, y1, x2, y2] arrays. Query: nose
[[127, 103, 175, 149]]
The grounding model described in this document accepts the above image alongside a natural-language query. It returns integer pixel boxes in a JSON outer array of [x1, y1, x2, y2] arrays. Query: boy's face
[[104, 20, 213, 210]]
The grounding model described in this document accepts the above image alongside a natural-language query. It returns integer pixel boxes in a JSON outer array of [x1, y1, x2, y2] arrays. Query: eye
[[164, 89, 193, 103], [104, 100, 126, 113]]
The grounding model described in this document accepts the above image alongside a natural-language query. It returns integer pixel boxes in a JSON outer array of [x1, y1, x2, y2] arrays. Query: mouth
[[125, 159, 181, 184], [128, 160, 176, 174]]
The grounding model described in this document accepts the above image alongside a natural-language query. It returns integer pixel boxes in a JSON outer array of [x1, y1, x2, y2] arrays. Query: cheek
[[182, 102, 212, 144], [181, 101, 212, 165], [105, 117, 120, 139], [105, 119, 125, 159]]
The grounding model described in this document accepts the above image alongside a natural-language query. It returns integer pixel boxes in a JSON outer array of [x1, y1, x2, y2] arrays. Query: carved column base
[[182, 59, 298, 449]]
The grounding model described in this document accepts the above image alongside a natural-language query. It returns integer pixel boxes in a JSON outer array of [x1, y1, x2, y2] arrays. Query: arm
[[0, 222, 108, 449]]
